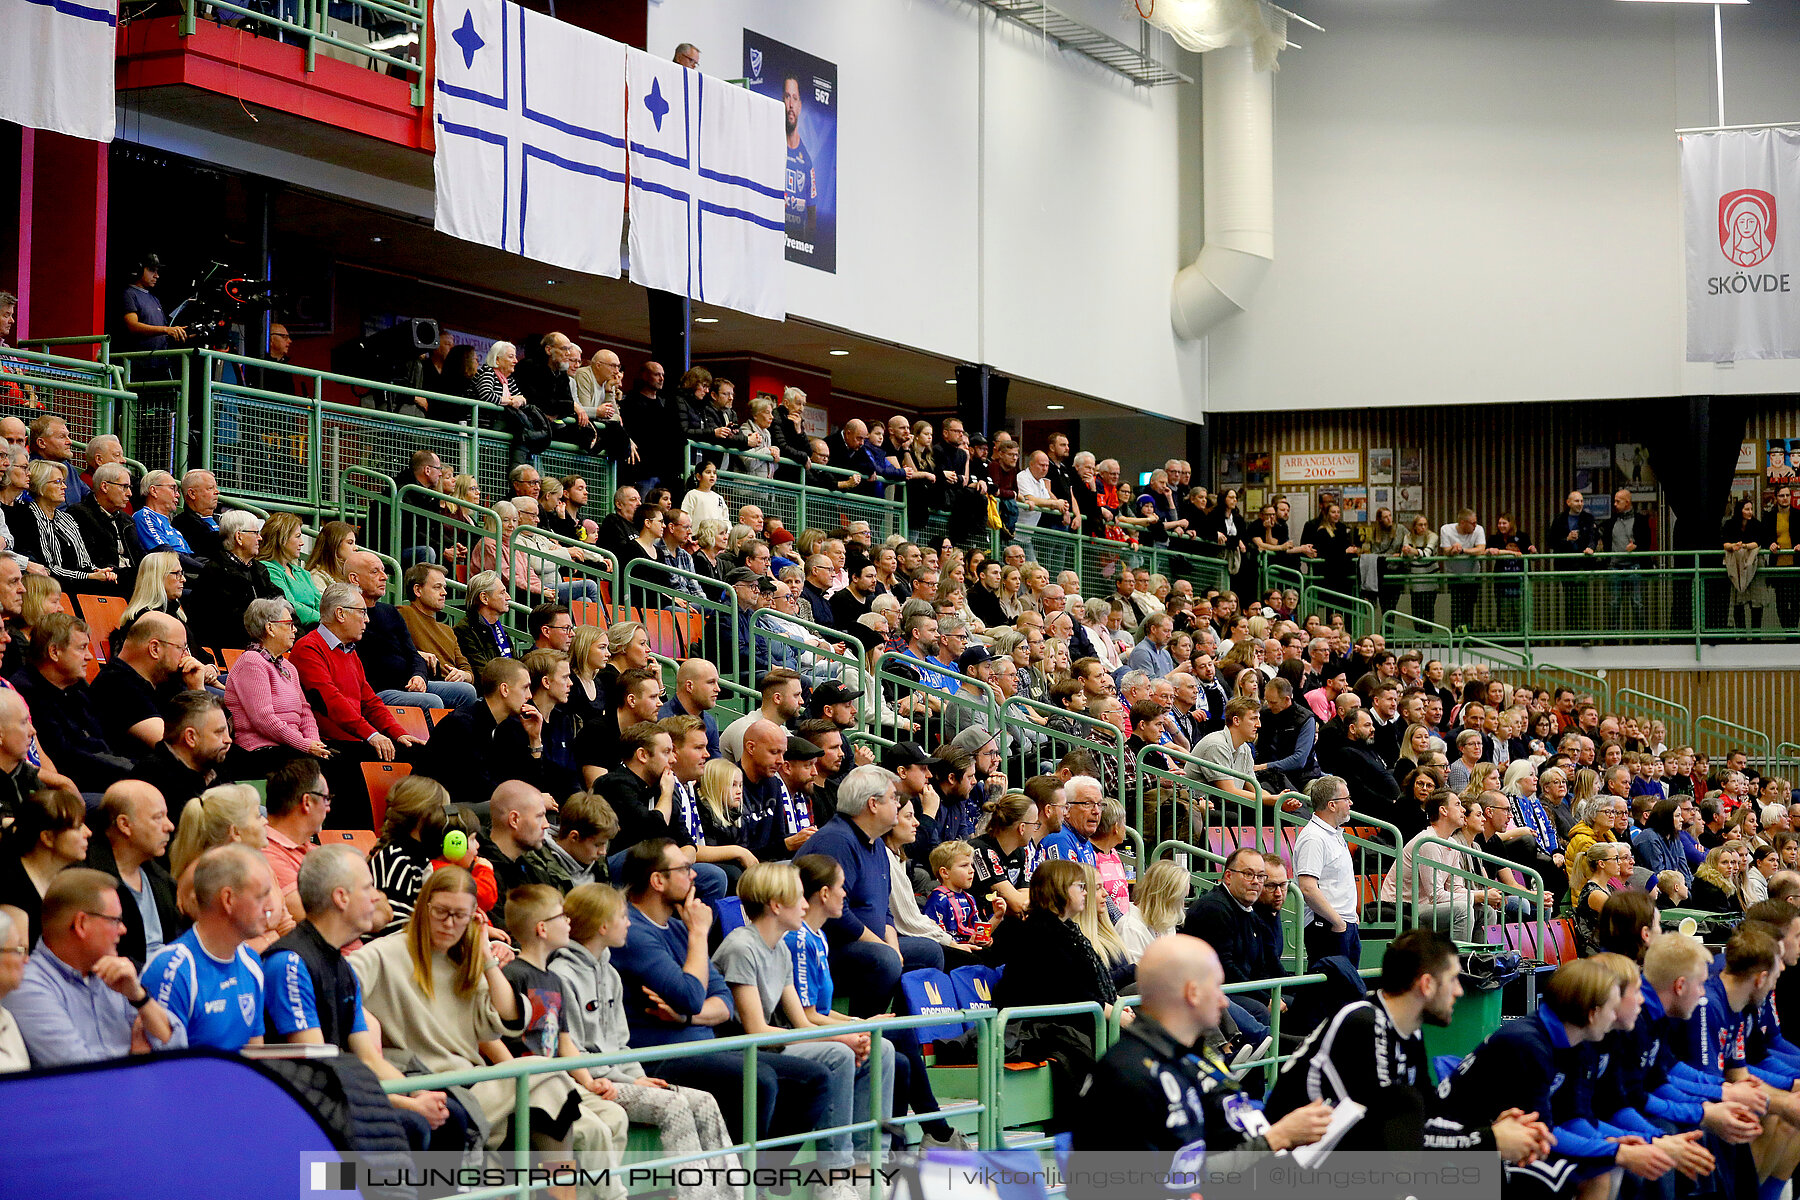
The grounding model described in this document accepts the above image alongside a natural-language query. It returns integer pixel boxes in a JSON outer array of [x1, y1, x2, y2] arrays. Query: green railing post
[[740, 1043, 759, 1176], [512, 1071, 530, 1195]]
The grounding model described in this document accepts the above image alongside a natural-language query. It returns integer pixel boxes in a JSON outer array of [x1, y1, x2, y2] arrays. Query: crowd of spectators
[[2, 354, 1798, 1195]]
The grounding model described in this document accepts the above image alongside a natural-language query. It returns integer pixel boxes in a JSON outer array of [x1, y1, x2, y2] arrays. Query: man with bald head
[[89, 609, 207, 757], [0, 416, 28, 451], [0, 688, 38, 823], [85, 779, 183, 965], [739, 718, 816, 862], [346, 549, 478, 713], [829, 418, 905, 497], [1072, 935, 1333, 1181]]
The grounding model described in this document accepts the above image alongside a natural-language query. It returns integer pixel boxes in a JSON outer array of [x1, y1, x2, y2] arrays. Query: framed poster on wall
[[1340, 485, 1369, 523], [1369, 448, 1395, 485], [1245, 452, 1272, 488], [1219, 452, 1245, 487], [1397, 448, 1423, 486], [1275, 450, 1362, 486]]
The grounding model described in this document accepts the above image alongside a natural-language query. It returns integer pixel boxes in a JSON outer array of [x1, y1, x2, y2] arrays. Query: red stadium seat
[[322, 829, 378, 856], [77, 593, 126, 660], [361, 761, 412, 829], [386, 706, 432, 742]]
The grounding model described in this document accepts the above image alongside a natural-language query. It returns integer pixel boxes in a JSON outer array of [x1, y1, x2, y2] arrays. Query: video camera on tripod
[[330, 318, 441, 411], [166, 261, 282, 350]]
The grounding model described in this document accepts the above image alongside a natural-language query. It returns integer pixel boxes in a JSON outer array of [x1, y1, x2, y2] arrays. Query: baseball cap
[[951, 726, 1001, 755], [968, 433, 988, 447], [725, 567, 758, 586], [755, 576, 779, 595], [882, 741, 932, 771], [811, 680, 860, 706], [784, 736, 825, 762], [956, 645, 994, 672]]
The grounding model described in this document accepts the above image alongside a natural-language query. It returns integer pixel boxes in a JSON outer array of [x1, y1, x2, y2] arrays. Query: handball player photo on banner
[[1682, 127, 1800, 361], [744, 30, 839, 273]]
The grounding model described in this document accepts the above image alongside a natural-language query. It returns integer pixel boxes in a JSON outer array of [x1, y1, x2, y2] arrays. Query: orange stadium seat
[[361, 761, 412, 829], [77, 593, 126, 660], [385, 706, 433, 741]]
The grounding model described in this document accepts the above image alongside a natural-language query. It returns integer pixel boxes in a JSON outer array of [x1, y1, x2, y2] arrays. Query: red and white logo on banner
[[1719, 188, 1777, 268]]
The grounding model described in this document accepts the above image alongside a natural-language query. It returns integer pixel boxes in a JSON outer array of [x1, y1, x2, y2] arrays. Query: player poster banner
[[744, 31, 839, 273], [1682, 128, 1800, 361]]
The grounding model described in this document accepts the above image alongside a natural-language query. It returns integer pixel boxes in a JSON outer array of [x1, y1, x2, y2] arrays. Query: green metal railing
[[1694, 714, 1774, 775], [1369, 550, 1800, 657], [1615, 688, 1693, 751], [1403, 835, 1547, 954], [998, 693, 1124, 802], [118, 348, 614, 524], [386, 1009, 986, 1200], [871, 652, 1001, 757], [0, 344, 132, 446], [685, 441, 908, 544], [179, 0, 429, 105]]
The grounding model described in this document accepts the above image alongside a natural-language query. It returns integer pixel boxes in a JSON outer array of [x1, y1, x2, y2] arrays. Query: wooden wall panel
[[1590, 668, 1799, 754]]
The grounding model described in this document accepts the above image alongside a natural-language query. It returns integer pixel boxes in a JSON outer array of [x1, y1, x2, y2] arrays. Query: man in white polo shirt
[[1292, 773, 1361, 969]]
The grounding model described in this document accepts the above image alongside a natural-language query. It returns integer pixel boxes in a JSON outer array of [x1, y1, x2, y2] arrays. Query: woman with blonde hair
[[16, 460, 114, 590], [122, 549, 192, 627], [1569, 766, 1602, 811], [1117, 859, 1191, 963], [1394, 722, 1437, 777], [366, 774, 453, 932], [1073, 862, 1131, 988], [256, 511, 322, 626], [1571, 840, 1634, 956], [169, 785, 289, 947], [20, 574, 62, 629], [351, 867, 621, 1161], [1690, 841, 1747, 913], [305, 520, 358, 593], [566, 623, 609, 720], [695, 757, 745, 849], [1458, 762, 1502, 806]]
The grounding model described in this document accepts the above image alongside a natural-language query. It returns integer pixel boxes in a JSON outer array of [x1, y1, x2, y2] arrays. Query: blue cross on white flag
[[0, 0, 118, 142], [432, 0, 626, 278], [626, 48, 787, 321]]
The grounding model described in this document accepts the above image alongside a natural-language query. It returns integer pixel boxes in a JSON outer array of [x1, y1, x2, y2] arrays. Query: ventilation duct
[[1170, 42, 1274, 340]]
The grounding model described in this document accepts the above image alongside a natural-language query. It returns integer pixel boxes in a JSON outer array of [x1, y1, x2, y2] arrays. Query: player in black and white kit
[[1265, 928, 1554, 1161], [1071, 935, 1335, 1199]]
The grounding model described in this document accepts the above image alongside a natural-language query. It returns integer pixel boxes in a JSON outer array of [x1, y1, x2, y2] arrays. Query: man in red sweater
[[291, 582, 424, 829]]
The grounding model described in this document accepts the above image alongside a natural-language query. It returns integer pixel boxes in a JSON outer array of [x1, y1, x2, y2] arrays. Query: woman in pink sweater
[[223, 597, 330, 780]]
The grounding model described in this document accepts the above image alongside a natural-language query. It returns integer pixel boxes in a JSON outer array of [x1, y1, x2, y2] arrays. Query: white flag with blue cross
[[432, 0, 626, 278]]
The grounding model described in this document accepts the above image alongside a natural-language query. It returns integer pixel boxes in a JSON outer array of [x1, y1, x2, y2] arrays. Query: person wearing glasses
[[66, 461, 137, 582], [11, 461, 116, 595], [91, 611, 211, 760], [1181, 846, 1289, 1029], [8, 866, 184, 1065], [130, 471, 202, 576], [256, 758, 346, 929], [291, 583, 425, 830]]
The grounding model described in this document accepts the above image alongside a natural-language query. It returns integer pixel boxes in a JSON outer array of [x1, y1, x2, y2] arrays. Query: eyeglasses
[[152, 639, 189, 655], [0, 944, 26, 957], [1229, 868, 1270, 881], [655, 863, 697, 877], [79, 911, 128, 928], [427, 904, 475, 925], [303, 790, 333, 805]]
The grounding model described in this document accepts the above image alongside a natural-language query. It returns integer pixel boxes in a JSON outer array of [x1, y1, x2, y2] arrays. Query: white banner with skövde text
[[1683, 128, 1800, 362]]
